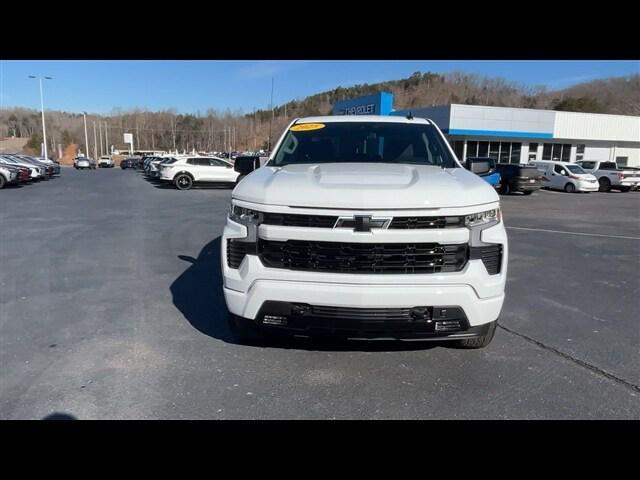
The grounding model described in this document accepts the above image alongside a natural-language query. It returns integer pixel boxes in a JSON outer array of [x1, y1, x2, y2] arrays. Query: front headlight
[[229, 204, 263, 225], [465, 208, 501, 228]]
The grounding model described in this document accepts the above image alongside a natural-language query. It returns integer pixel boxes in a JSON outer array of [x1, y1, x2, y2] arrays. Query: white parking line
[[506, 226, 640, 241]]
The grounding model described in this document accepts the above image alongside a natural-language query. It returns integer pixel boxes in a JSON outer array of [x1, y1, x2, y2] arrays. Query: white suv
[[158, 156, 239, 190], [222, 116, 508, 348], [98, 155, 114, 168], [0, 165, 18, 188]]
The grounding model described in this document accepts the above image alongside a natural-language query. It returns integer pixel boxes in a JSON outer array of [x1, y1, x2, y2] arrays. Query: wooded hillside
[[1, 72, 637, 158]]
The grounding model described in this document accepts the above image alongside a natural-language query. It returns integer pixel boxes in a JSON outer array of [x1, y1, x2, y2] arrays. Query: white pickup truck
[[576, 160, 640, 192], [222, 115, 508, 348]]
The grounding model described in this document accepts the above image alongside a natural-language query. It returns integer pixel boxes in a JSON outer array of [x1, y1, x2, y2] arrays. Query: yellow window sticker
[[290, 123, 326, 132]]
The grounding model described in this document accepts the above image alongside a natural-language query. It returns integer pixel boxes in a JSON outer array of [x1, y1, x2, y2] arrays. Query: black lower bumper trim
[[254, 301, 486, 339]]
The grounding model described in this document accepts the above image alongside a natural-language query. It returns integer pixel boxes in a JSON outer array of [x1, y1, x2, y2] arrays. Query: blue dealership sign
[[333, 92, 394, 116]]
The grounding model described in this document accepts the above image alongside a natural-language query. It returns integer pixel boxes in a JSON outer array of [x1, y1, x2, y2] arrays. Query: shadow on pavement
[[42, 412, 77, 420], [170, 237, 444, 352]]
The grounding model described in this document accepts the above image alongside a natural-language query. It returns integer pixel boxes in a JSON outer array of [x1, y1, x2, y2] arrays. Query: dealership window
[[510, 143, 522, 164], [543, 143, 572, 161], [528, 143, 538, 162], [466, 140, 521, 164], [489, 142, 499, 160], [576, 144, 585, 162], [616, 156, 629, 167], [467, 141, 478, 158], [451, 140, 464, 160], [498, 142, 510, 163]]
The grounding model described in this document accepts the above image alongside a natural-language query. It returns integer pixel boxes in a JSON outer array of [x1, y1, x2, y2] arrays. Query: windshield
[[271, 122, 458, 168], [566, 164, 586, 174]]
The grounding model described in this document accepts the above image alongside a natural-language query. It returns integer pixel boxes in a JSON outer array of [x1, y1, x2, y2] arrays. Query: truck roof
[[292, 115, 432, 125]]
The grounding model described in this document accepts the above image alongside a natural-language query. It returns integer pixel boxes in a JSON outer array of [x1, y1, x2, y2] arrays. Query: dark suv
[[120, 158, 136, 169], [495, 163, 542, 195]]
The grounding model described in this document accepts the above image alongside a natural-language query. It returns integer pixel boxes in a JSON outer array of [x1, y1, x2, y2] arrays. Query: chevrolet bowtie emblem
[[334, 215, 392, 232]]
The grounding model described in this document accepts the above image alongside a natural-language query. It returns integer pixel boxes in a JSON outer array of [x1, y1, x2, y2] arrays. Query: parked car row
[[0, 153, 61, 189], [463, 157, 639, 195]]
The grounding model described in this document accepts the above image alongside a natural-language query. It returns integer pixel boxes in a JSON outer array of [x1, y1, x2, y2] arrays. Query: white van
[[530, 160, 598, 193]]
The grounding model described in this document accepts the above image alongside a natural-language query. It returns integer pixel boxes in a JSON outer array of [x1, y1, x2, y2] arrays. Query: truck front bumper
[[222, 219, 507, 330]]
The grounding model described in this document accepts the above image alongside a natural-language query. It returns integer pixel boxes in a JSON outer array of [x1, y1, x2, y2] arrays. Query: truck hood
[[233, 163, 499, 209]]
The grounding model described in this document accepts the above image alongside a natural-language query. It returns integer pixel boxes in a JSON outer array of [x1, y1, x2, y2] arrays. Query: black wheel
[[618, 186, 631, 193], [0, 175, 6, 189], [229, 314, 265, 345], [456, 321, 497, 349], [522, 190, 533, 195], [175, 174, 193, 190], [564, 182, 576, 193], [598, 177, 611, 192]]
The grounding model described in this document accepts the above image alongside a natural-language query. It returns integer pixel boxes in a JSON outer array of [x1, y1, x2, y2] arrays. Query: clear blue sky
[[1, 60, 638, 115]]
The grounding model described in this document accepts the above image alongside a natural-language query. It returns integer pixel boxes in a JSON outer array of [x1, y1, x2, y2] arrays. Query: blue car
[[465, 157, 501, 190]]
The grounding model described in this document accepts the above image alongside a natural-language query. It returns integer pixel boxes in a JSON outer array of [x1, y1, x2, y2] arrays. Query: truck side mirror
[[470, 161, 491, 175], [234, 156, 260, 175]]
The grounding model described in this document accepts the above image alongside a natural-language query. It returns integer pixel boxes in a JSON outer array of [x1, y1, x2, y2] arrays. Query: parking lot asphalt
[[1, 168, 638, 419]]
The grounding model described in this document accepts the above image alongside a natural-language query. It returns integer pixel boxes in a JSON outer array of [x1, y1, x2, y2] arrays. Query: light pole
[[268, 77, 274, 152], [28, 75, 53, 159], [98, 122, 103, 156], [104, 121, 109, 155], [82, 112, 89, 158], [93, 121, 98, 160]]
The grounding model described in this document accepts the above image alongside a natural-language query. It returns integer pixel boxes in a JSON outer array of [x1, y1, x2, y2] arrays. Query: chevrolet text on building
[[222, 115, 508, 347]]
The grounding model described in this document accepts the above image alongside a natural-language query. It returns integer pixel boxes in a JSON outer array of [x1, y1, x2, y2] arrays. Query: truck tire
[[0, 175, 6, 189], [175, 173, 194, 190], [618, 186, 630, 193], [564, 183, 576, 193], [522, 190, 533, 195], [229, 314, 265, 345], [500, 182, 511, 195], [598, 177, 611, 192], [456, 320, 497, 349]]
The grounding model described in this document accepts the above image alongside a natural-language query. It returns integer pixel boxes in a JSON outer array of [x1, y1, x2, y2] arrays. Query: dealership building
[[332, 93, 640, 167]]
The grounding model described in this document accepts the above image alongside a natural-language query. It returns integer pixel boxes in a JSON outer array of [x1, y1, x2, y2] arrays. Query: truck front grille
[[387, 216, 464, 229], [261, 212, 339, 228], [259, 213, 464, 229], [258, 239, 468, 274]]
